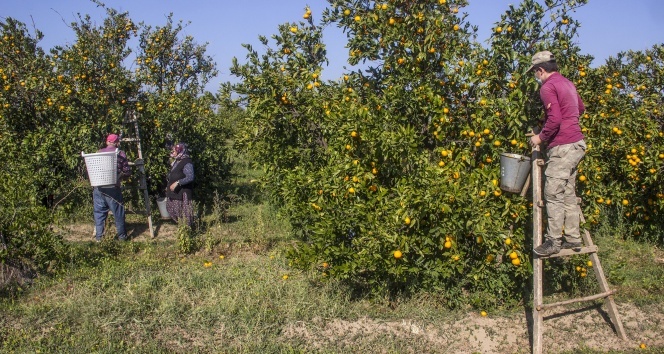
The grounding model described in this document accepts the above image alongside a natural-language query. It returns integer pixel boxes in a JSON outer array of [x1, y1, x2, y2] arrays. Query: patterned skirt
[[166, 193, 194, 226]]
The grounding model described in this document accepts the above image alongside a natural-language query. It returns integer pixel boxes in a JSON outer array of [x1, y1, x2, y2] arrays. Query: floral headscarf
[[170, 142, 191, 161]]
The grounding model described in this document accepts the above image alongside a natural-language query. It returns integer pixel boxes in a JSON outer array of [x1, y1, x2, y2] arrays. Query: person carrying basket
[[92, 134, 132, 241]]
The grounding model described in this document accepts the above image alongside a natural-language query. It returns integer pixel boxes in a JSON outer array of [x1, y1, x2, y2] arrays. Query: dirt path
[[58, 218, 179, 242], [283, 303, 663, 353]]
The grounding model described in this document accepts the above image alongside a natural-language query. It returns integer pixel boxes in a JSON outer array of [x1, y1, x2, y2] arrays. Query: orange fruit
[[393, 250, 403, 259], [444, 241, 452, 249], [511, 258, 521, 266], [509, 251, 518, 259]]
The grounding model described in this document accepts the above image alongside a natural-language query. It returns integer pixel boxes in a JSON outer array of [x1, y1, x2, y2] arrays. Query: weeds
[[1, 150, 663, 354]]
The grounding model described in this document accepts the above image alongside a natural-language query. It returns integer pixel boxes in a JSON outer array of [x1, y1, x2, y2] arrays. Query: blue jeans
[[93, 187, 127, 240]]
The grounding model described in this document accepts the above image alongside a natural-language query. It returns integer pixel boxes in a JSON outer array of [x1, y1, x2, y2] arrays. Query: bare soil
[[58, 217, 179, 242], [283, 303, 663, 353]]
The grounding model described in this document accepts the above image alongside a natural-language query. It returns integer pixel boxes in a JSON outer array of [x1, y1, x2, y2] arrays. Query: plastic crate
[[81, 149, 118, 187]]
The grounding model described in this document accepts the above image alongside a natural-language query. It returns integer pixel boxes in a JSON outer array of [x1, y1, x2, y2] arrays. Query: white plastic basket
[[81, 149, 118, 187]]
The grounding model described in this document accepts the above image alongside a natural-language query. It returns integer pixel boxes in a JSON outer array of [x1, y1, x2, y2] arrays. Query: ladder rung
[[121, 138, 140, 142], [537, 245, 598, 259], [536, 290, 616, 311]]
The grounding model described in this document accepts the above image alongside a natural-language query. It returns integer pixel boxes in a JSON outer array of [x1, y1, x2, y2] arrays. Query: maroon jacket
[[538, 72, 585, 148]]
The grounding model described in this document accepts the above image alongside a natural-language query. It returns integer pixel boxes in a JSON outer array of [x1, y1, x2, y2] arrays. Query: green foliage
[[0, 164, 68, 290], [0, 4, 236, 281], [176, 220, 195, 254], [230, 0, 663, 301]]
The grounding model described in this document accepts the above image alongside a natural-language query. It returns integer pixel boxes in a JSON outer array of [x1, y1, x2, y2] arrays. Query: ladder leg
[[533, 257, 544, 354], [581, 229, 627, 340], [578, 203, 627, 341], [140, 167, 154, 238], [531, 147, 544, 354]]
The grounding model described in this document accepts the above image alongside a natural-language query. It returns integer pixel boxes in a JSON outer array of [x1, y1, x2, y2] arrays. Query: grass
[[1, 165, 663, 353]]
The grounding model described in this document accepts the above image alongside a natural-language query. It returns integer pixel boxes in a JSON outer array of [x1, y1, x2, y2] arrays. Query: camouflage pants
[[544, 140, 586, 243]]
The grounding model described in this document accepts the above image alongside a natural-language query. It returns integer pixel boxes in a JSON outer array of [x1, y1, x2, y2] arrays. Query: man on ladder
[[527, 50, 627, 354], [527, 50, 587, 256]]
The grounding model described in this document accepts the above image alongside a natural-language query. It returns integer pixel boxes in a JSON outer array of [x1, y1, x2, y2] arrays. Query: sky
[[1, 0, 663, 92]]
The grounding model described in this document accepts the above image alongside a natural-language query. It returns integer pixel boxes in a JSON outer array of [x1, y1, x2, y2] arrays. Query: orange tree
[[133, 14, 228, 198], [230, 0, 663, 304], [0, 5, 230, 280], [0, 9, 142, 275], [0, 19, 70, 275], [575, 45, 664, 239]]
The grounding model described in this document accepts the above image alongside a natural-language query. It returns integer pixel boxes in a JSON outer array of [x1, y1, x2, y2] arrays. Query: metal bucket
[[156, 197, 170, 219], [500, 153, 532, 193]]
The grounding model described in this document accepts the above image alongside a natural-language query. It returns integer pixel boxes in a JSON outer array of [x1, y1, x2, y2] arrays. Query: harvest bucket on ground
[[156, 197, 170, 219], [500, 153, 532, 193], [81, 149, 118, 187]]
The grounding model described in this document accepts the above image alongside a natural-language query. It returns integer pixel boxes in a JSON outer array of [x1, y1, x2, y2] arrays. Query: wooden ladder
[[122, 109, 155, 238], [530, 146, 627, 354]]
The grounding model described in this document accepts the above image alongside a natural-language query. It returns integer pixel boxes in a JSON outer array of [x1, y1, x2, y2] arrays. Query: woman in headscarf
[[165, 143, 195, 226]]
